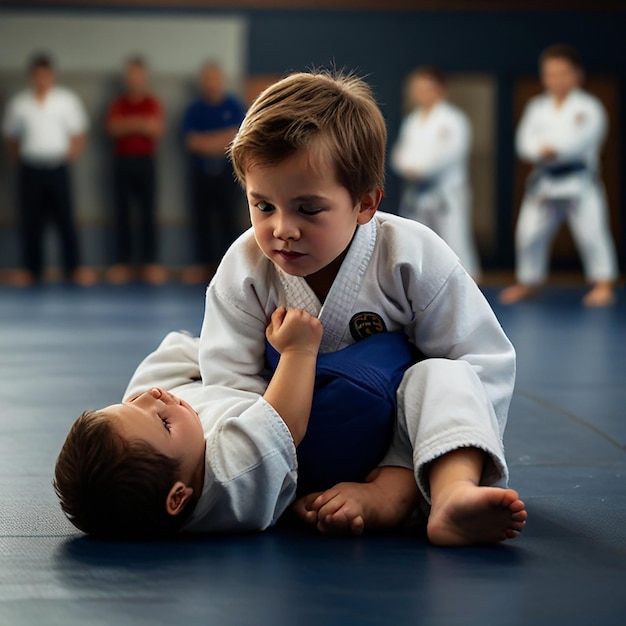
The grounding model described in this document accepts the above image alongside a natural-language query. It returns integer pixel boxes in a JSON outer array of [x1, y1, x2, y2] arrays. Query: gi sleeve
[[516, 99, 545, 163], [123, 331, 202, 400], [189, 396, 298, 532], [552, 97, 606, 161], [407, 263, 516, 437]]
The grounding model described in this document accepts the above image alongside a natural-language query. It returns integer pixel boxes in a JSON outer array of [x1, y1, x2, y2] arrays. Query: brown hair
[[540, 44, 583, 70], [53, 410, 190, 540], [409, 66, 447, 88], [228, 70, 387, 204]]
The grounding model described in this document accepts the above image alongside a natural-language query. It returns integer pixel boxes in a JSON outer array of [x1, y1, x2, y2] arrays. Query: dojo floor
[[1, 282, 624, 625]]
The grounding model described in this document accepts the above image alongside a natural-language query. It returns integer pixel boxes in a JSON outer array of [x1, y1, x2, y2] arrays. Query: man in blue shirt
[[181, 62, 246, 284]]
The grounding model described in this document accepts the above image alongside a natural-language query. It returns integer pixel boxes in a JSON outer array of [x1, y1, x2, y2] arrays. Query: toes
[[350, 515, 365, 536], [317, 510, 364, 536], [509, 499, 526, 513]]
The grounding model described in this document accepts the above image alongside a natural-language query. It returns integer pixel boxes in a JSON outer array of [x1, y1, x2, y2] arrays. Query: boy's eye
[[255, 201, 274, 213], [161, 418, 171, 432], [299, 205, 323, 216]]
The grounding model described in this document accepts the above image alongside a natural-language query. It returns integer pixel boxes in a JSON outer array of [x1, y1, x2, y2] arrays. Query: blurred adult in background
[[105, 56, 166, 285], [181, 62, 246, 284], [391, 67, 480, 280], [2, 52, 94, 287], [499, 44, 618, 307]]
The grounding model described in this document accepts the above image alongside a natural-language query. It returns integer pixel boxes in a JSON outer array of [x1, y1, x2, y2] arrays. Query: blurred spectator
[[2, 52, 95, 287], [391, 67, 480, 280], [181, 62, 246, 284], [105, 55, 167, 285], [499, 44, 618, 307]]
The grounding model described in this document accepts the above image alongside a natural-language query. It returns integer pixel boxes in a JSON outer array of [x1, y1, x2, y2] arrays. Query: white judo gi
[[391, 102, 480, 279], [200, 212, 515, 504], [124, 331, 298, 533], [514, 88, 618, 285]]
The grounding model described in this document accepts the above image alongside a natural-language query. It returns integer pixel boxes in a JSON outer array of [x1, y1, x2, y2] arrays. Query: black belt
[[541, 161, 587, 178], [409, 176, 438, 196], [527, 160, 588, 192]]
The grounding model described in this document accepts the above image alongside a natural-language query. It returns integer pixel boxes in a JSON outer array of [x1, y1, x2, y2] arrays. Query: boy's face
[[245, 144, 378, 292], [541, 57, 580, 99], [30, 65, 54, 93], [125, 62, 148, 95], [410, 75, 443, 109], [100, 388, 205, 486]]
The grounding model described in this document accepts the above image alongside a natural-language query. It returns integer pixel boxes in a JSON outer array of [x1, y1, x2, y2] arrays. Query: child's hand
[[266, 307, 322, 357]]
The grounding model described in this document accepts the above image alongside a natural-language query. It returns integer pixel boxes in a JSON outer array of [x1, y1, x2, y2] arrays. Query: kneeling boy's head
[[229, 71, 387, 291], [54, 388, 205, 540], [229, 70, 387, 205]]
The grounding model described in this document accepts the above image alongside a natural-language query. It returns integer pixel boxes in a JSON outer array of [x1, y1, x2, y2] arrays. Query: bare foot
[[291, 491, 324, 527], [105, 264, 135, 284], [427, 481, 527, 546], [72, 267, 98, 287], [181, 265, 213, 285], [10, 270, 36, 288], [583, 282, 615, 307], [498, 284, 540, 305], [293, 471, 418, 536]]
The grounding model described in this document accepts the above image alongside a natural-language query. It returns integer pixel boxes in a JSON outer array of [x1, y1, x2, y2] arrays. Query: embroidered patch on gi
[[349, 311, 387, 341]]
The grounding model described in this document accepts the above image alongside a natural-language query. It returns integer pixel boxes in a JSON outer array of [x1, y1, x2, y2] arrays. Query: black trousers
[[112, 155, 157, 265], [18, 163, 79, 280], [189, 167, 241, 266]]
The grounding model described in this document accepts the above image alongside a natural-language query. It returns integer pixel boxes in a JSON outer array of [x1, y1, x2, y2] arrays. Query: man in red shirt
[[106, 56, 166, 284]]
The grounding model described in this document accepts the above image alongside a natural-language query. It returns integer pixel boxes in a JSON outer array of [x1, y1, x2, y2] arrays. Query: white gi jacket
[[390, 102, 479, 279], [391, 101, 470, 206], [200, 212, 515, 502], [516, 88, 606, 199], [124, 331, 298, 533]]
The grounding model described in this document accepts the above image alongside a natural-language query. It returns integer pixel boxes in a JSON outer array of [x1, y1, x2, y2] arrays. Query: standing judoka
[[499, 44, 618, 307], [391, 67, 480, 280]]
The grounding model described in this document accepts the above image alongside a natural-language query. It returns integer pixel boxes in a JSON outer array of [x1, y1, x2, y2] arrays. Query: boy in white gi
[[55, 307, 418, 539], [391, 66, 480, 280], [54, 308, 324, 539], [499, 44, 618, 307], [200, 70, 527, 546]]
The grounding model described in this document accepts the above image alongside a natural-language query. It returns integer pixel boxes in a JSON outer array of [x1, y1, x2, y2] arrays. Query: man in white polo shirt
[[3, 52, 95, 286]]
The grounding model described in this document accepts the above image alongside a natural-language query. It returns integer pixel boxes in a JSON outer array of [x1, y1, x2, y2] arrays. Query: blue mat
[[1, 284, 624, 625]]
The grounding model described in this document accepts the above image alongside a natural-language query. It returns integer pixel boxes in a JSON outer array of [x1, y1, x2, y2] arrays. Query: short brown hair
[[54, 410, 190, 540], [409, 66, 447, 88], [540, 44, 583, 70], [229, 70, 387, 203]]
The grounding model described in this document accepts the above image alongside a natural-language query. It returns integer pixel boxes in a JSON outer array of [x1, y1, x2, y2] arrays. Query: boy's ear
[[356, 188, 383, 225], [165, 481, 194, 517]]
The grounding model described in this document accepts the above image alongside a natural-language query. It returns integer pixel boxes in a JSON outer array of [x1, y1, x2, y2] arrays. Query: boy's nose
[[273, 215, 300, 241]]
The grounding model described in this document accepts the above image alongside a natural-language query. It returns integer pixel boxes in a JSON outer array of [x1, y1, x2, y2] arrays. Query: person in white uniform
[[499, 44, 618, 307], [54, 307, 324, 540], [54, 305, 418, 539], [200, 71, 527, 546], [2, 52, 95, 287], [391, 67, 480, 280]]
